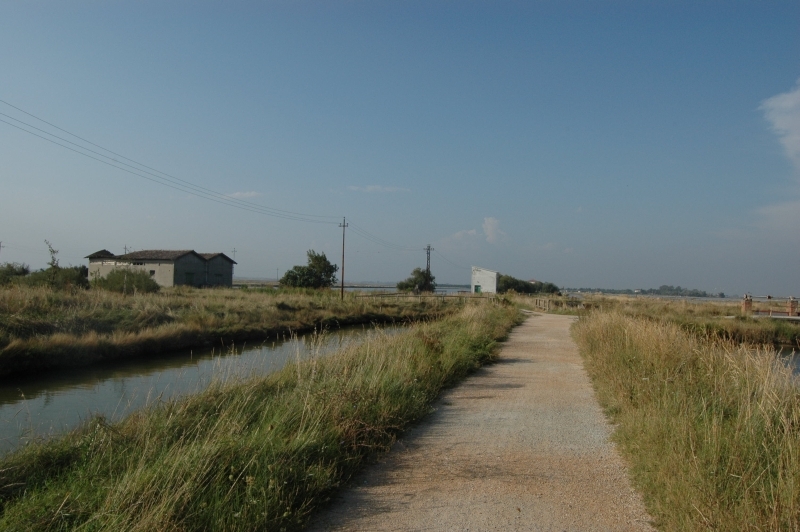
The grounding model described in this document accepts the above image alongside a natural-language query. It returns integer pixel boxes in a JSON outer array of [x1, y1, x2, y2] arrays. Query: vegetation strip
[[573, 312, 800, 530], [531, 294, 800, 346], [0, 303, 520, 531], [0, 286, 457, 378]]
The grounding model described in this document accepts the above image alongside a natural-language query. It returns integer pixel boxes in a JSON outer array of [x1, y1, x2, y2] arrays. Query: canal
[[0, 324, 398, 456]]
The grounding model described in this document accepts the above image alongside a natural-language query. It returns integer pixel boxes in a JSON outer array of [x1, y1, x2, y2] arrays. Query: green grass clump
[[0, 303, 520, 531], [0, 286, 457, 377], [573, 312, 800, 530]]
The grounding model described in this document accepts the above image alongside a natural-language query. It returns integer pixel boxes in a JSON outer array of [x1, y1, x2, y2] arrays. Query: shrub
[[497, 274, 559, 294], [93, 269, 160, 294], [21, 266, 89, 290], [280, 250, 338, 288], [397, 267, 436, 292], [0, 262, 30, 285]]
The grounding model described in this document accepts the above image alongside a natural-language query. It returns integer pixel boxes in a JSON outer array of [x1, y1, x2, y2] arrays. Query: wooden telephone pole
[[340, 217, 348, 300]]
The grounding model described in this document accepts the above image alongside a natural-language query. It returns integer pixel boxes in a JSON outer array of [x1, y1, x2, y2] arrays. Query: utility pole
[[340, 217, 348, 300], [424, 244, 434, 276], [124, 245, 129, 254], [231, 248, 237, 260], [0, 242, 3, 260]]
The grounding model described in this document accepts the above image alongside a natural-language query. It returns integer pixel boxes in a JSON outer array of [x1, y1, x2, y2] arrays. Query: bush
[[0, 263, 30, 285], [397, 267, 436, 292], [21, 266, 89, 290], [93, 269, 160, 294], [497, 274, 559, 295], [280, 250, 338, 288]]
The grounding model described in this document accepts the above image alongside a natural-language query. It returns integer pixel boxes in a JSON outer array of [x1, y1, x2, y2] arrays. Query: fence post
[[741, 295, 753, 315]]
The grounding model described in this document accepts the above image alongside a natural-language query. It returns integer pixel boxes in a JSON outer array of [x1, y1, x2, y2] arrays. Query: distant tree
[[0, 262, 30, 285], [397, 267, 436, 293], [497, 274, 559, 295], [44, 239, 59, 285], [93, 269, 160, 294], [14, 240, 89, 290], [280, 250, 338, 288]]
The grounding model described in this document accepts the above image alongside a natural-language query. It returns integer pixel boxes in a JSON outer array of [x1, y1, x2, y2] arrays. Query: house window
[[185, 272, 195, 285], [149, 270, 155, 276]]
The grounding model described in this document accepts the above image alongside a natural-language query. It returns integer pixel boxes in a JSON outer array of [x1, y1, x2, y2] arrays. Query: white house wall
[[89, 254, 235, 288], [89, 260, 175, 287], [471, 267, 498, 294]]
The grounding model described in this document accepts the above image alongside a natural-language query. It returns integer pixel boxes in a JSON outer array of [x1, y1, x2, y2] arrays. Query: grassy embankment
[[0, 303, 520, 531], [0, 285, 457, 377], [574, 311, 800, 530], [512, 293, 800, 346], [592, 296, 800, 347]]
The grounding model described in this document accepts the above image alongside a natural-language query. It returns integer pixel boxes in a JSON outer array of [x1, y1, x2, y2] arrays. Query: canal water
[[0, 325, 398, 456], [782, 346, 800, 374]]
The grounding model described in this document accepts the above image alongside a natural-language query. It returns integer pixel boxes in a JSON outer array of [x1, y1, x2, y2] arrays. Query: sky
[[1, 1, 798, 295]]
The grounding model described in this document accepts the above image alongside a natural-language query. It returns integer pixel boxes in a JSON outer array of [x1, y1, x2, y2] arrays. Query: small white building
[[471, 266, 498, 294]]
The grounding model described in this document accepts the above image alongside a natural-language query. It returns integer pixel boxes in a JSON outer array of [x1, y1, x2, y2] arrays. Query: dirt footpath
[[307, 313, 655, 531]]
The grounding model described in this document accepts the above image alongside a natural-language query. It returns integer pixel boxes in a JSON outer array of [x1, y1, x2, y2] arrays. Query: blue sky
[[1, 1, 798, 295]]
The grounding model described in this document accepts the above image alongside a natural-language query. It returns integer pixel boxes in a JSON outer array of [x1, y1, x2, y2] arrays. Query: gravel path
[[307, 313, 655, 531]]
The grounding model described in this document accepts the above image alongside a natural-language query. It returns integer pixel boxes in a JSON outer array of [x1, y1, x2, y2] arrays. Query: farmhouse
[[86, 249, 236, 288], [471, 266, 498, 294]]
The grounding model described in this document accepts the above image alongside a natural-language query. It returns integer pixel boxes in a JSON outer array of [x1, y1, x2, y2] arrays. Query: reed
[[0, 303, 520, 531], [573, 312, 800, 530], [0, 286, 457, 377], [512, 293, 800, 346]]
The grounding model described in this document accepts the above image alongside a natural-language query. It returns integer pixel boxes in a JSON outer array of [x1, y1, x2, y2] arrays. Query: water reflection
[[781, 346, 799, 374], [0, 325, 397, 456]]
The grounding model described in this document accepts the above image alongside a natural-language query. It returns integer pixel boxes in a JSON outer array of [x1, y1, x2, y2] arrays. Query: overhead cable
[[0, 102, 340, 224]]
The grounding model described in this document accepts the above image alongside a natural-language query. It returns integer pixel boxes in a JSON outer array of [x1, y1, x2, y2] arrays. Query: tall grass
[[0, 286, 456, 377], [574, 312, 800, 530], [551, 295, 800, 346], [0, 303, 520, 531]]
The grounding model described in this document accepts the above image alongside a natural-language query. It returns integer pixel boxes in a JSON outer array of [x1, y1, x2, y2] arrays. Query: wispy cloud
[[452, 229, 478, 240], [226, 191, 262, 199], [348, 185, 410, 193], [761, 78, 800, 173], [482, 217, 506, 243]]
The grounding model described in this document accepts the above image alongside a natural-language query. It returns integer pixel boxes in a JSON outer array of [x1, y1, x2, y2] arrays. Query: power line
[[434, 249, 471, 270], [348, 222, 418, 251], [0, 102, 340, 224], [0, 117, 339, 224], [0, 100, 461, 264]]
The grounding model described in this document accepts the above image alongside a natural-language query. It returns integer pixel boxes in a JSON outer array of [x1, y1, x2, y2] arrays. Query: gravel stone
[[307, 313, 655, 531]]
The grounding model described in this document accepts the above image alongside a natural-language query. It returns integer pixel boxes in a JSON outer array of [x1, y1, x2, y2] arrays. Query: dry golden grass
[[0, 303, 520, 531], [0, 285, 458, 377], [574, 312, 800, 530]]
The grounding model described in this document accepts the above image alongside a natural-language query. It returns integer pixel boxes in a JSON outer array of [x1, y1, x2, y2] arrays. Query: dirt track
[[307, 313, 655, 531]]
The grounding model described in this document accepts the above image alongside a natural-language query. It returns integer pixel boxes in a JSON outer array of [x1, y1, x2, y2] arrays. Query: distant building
[[471, 266, 498, 294], [86, 249, 236, 287]]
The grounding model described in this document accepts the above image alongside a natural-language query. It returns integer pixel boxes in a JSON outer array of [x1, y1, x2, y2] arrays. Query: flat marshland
[[574, 310, 800, 530], [0, 285, 455, 377], [575, 295, 800, 346], [0, 303, 520, 531]]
